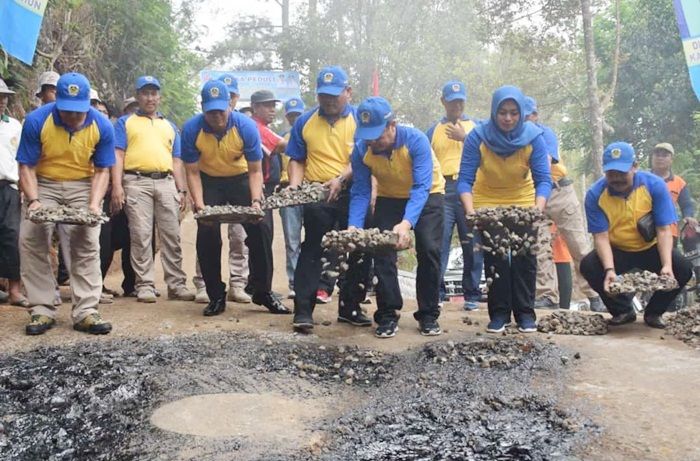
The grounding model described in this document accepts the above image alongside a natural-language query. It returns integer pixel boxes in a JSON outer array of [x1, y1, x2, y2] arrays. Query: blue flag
[[0, 0, 49, 65], [674, 0, 700, 101]]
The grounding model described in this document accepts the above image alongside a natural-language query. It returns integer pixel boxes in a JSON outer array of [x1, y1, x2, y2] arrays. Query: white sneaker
[[227, 287, 251, 303], [287, 290, 296, 299], [195, 286, 209, 304]]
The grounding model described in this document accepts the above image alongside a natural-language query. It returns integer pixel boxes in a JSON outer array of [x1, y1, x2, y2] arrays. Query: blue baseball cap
[[316, 66, 349, 96], [201, 80, 230, 112], [442, 80, 467, 102], [284, 97, 305, 115], [523, 96, 538, 116], [217, 73, 239, 95], [355, 97, 394, 141], [603, 141, 636, 173], [55, 72, 91, 112], [136, 75, 161, 90]]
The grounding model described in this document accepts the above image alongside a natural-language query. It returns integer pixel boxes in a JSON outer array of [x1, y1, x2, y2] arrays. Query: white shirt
[[0, 114, 22, 185]]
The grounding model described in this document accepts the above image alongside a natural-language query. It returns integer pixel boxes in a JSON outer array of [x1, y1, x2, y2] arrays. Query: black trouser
[[0, 182, 20, 280], [556, 262, 572, 309], [294, 191, 350, 317], [580, 245, 692, 316], [484, 250, 537, 323], [345, 194, 444, 323], [197, 172, 273, 300], [100, 197, 136, 294], [57, 240, 69, 284]]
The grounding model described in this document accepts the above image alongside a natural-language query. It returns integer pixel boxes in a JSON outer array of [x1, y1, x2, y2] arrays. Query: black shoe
[[338, 309, 372, 326], [292, 312, 314, 332], [375, 318, 399, 338], [644, 314, 666, 329], [418, 318, 442, 336], [203, 296, 226, 317], [253, 293, 291, 315], [608, 311, 636, 326]]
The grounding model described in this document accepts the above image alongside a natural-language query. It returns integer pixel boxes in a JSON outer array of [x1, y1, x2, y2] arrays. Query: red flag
[[371, 68, 380, 96]]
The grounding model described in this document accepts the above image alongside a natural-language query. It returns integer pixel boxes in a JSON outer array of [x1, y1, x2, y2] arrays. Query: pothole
[[151, 392, 327, 440]]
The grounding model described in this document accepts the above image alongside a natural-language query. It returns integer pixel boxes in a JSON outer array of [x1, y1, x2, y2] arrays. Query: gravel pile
[[28, 205, 109, 226], [0, 333, 591, 460], [262, 183, 329, 210], [466, 206, 551, 258], [538, 310, 609, 335], [665, 305, 700, 348], [321, 228, 400, 254], [193, 205, 265, 224], [608, 270, 678, 295]]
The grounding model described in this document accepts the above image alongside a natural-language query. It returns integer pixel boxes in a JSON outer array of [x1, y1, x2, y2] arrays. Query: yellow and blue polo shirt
[[279, 131, 292, 183], [349, 125, 445, 228], [16, 103, 115, 181], [115, 111, 180, 172], [585, 170, 676, 251], [285, 104, 356, 183], [457, 129, 551, 208], [180, 111, 262, 177], [425, 115, 476, 178]]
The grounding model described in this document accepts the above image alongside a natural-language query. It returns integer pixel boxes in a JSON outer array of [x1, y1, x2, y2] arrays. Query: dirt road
[[1, 213, 699, 460]]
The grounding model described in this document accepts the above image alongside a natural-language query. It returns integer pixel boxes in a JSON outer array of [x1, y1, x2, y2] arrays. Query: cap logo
[[452, 83, 460, 92], [209, 87, 220, 98], [289, 100, 297, 107], [145, 76, 154, 82], [323, 72, 334, 83], [67, 84, 80, 97], [224, 77, 232, 85], [611, 148, 622, 159], [360, 111, 371, 124]]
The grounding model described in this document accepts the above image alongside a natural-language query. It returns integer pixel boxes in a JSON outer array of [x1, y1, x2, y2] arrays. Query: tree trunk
[[280, 0, 290, 69], [308, 0, 318, 87], [580, 0, 604, 177]]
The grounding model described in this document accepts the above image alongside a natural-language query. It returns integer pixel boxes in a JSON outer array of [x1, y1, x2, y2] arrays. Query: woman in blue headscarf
[[457, 85, 552, 333]]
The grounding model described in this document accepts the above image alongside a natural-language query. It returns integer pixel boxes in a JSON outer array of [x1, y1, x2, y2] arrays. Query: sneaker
[[292, 312, 314, 332], [375, 319, 399, 338], [287, 290, 296, 299], [486, 318, 508, 333], [53, 290, 62, 306], [26, 315, 55, 335], [73, 313, 112, 335], [194, 286, 210, 304], [338, 310, 372, 326], [168, 287, 195, 301], [102, 287, 120, 297], [316, 289, 332, 304], [99, 293, 114, 305], [438, 301, 444, 309], [534, 297, 558, 309], [137, 289, 157, 303], [0, 289, 8, 303], [517, 318, 538, 333], [588, 296, 606, 313], [228, 287, 252, 303], [463, 301, 479, 311], [418, 318, 442, 336]]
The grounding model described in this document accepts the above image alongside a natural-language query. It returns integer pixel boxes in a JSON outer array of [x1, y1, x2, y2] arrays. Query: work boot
[[644, 314, 666, 329], [73, 313, 112, 335], [26, 315, 55, 336], [227, 286, 251, 303], [168, 286, 195, 301], [194, 286, 209, 304], [253, 292, 291, 314], [608, 311, 636, 326], [203, 296, 226, 317]]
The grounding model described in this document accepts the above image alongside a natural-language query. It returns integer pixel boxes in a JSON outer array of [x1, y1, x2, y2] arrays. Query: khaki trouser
[[193, 223, 248, 289], [123, 175, 188, 292], [21, 178, 101, 323], [537, 181, 598, 303]]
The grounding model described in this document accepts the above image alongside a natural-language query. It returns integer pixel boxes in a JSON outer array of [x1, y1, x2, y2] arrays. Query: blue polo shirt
[[349, 125, 445, 228], [181, 111, 262, 177], [585, 170, 676, 252], [17, 103, 115, 181]]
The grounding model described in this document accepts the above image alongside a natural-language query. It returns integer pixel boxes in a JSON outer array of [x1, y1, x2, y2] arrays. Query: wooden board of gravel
[[261, 183, 330, 210], [28, 205, 109, 227], [193, 205, 265, 224]]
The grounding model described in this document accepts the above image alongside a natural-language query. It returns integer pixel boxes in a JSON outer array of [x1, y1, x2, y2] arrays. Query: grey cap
[[0, 78, 15, 95], [250, 89, 279, 104]]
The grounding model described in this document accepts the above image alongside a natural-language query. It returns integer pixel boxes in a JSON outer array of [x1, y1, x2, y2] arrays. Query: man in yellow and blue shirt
[[17, 72, 114, 336], [580, 142, 693, 328], [110, 76, 193, 304], [347, 97, 445, 338], [181, 80, 289, 317], [286, 65, 369, 332], [426, 80, 482, 311]]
